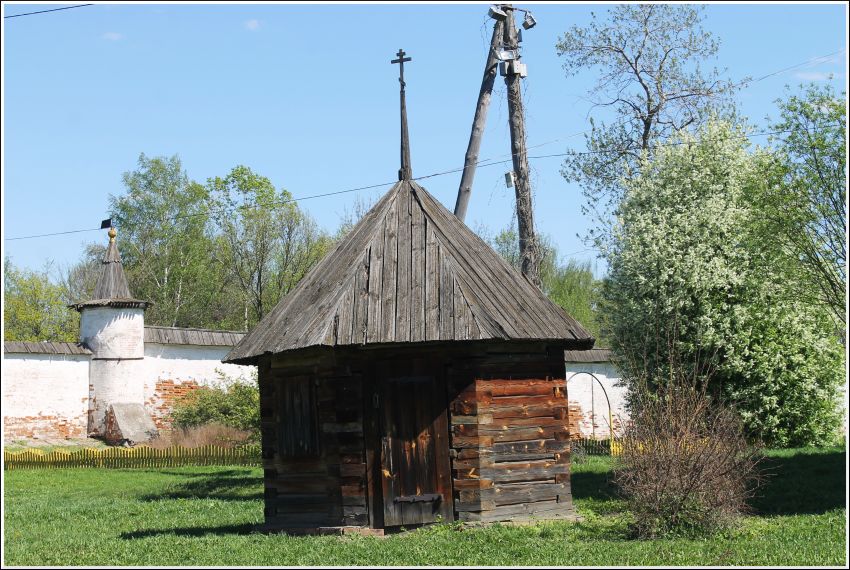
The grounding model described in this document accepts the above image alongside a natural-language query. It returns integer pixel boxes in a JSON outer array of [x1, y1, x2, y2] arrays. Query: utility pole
[[454, 19, 504, 221], [502, 5, 541, 287]]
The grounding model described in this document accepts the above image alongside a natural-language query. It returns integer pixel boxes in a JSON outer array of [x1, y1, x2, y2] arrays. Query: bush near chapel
[[169, 370, 260, 440]]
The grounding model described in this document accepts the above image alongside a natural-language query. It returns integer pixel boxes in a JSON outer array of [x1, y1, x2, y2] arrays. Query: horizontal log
[[340, 484, 366, 497], [452, 424, 568, 443], [494, 464, 569, 484], [491, 405, 567, 420], [452, 478, 494, 490], [484, 415, 568, 428], [321, 422, 363, 434], [449, 435, 493, 449], [484, 380, 565, 398], [451, 457, 495, 470], [455, 499, 568, 523], [450, 414, 493, 425], [454, 499, 496, 512]]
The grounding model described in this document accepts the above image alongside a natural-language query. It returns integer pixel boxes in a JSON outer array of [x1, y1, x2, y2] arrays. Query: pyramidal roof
[[71, 229, 149, 311], [225, 180, 593, 364]]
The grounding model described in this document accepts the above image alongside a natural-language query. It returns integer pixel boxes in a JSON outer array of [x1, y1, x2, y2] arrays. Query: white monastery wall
[[143, 343, 256, 429], [565, 361, 628, 439], [2, 354, 90, 440]]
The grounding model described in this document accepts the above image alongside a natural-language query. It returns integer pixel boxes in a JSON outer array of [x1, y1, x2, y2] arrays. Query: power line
[[4, 4, 93, 19], [6, 123, 839, 243], [5, 227, 102, 241]]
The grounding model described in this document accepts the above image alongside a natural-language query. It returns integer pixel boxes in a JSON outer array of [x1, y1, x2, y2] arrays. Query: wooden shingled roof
[[70, 231, 149, 311], [4, 341, 93, 356], [144, 326, 245, 347], [225, 180, 594, 364]]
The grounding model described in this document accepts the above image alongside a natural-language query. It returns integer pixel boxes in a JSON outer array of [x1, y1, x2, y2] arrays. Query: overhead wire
[[3, 44, 844, 242], [4, 4, 93, 19]]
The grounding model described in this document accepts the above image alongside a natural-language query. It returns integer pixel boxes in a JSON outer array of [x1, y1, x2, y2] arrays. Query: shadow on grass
[[121, 523, 258, 539], [140, 469, 263, 502], [570, 469, 618, 503], [752, 448, 846, 516]]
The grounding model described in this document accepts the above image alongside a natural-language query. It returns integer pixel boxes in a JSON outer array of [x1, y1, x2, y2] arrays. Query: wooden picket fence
[[3, 444, 262, 470]]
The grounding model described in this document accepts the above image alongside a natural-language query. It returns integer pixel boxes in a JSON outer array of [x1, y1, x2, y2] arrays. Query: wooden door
[[376, 363, 453, 527]]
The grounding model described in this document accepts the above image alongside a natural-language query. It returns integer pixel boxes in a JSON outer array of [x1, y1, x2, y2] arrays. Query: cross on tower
[[391, 48, 411, 88]]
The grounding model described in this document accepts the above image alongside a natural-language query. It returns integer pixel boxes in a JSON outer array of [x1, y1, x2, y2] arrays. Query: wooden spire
[[391, 48, 412, 181]]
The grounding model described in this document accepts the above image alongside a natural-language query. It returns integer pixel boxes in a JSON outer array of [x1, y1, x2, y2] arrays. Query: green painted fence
[[3, 444, 262, 470]]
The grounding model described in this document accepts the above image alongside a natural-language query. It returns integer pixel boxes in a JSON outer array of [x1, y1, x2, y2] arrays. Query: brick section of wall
[[4, 414, 87, 441], [146, 379, 202, 429]]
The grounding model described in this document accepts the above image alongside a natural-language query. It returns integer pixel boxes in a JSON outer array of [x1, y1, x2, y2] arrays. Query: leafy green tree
[[603, 119, 843, 446], [59, 243, 106, 306], [110, 154, 219, 328], [556, 4, 738, 250], [4, 258, 79, 342], [206, 166, 332, 329], [486, 226, 604, 343], [761, 85, 846, 328]]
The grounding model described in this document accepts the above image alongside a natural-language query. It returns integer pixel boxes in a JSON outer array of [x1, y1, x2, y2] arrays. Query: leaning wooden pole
[[454, 18, 504, 222], [503, 6, 541, 287]]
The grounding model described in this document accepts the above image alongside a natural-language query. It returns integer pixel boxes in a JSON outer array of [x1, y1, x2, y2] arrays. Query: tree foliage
[[109, 154, 216, 327], [602, 120, 843, 447], [95, 154, 334, 332], [556, 4, 737, 249], [206, 166, 332, 330], [760, 85, 846, 328], [4, 258, 79, 342]]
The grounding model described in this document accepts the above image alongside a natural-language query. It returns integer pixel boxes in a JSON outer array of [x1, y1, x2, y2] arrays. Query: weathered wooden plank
[[410, 190, 426, 342], [455, 498, 570, 523], [380, 196, 399, 343], [452, 424, 568, 443], [452, 478, 494, 490], [366, 231, 385, 343], [438, 247, 454, 340], [484, 379, 566, 397], [453, 278, 468, 341], [488, 395, 565, 408], [449, 414, 493, 425], [424, 219, 440, 341], [491, 404, 567, 420], [396, 186, 412, 342], [449, 435, 493, 449], [334, 285, 355, 346], [351, 250, 371, 344]]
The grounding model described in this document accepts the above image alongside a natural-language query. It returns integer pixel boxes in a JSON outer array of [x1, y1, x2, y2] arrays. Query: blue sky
[[2, 2, 846, 279]]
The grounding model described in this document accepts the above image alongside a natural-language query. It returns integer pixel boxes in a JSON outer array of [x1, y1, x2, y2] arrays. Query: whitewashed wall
[[80, 307, 145, 359], [2, 354, 90, 440], [142, 343, 256, 428], [565, 362, 628, 439]]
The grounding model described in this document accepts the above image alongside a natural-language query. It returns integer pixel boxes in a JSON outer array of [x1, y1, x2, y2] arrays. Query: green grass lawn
[[3, 447, 846, 566]]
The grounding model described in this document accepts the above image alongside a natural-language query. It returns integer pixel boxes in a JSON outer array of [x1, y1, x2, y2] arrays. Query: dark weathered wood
[[396, 187, 412, 343], [223, 180, 593, 365], [410, 197, 426, 342], [502, 7, 541, 287], [454, 19, 505, 222]]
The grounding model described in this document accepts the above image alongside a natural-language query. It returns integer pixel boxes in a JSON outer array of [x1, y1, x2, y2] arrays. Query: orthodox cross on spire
[[391, 48, 412, 181]]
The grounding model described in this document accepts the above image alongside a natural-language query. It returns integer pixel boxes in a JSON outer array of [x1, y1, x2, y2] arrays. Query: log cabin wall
[[447, 341, 574, 524], [257, 341, 576, 531], [258, 352, 368, 531]]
